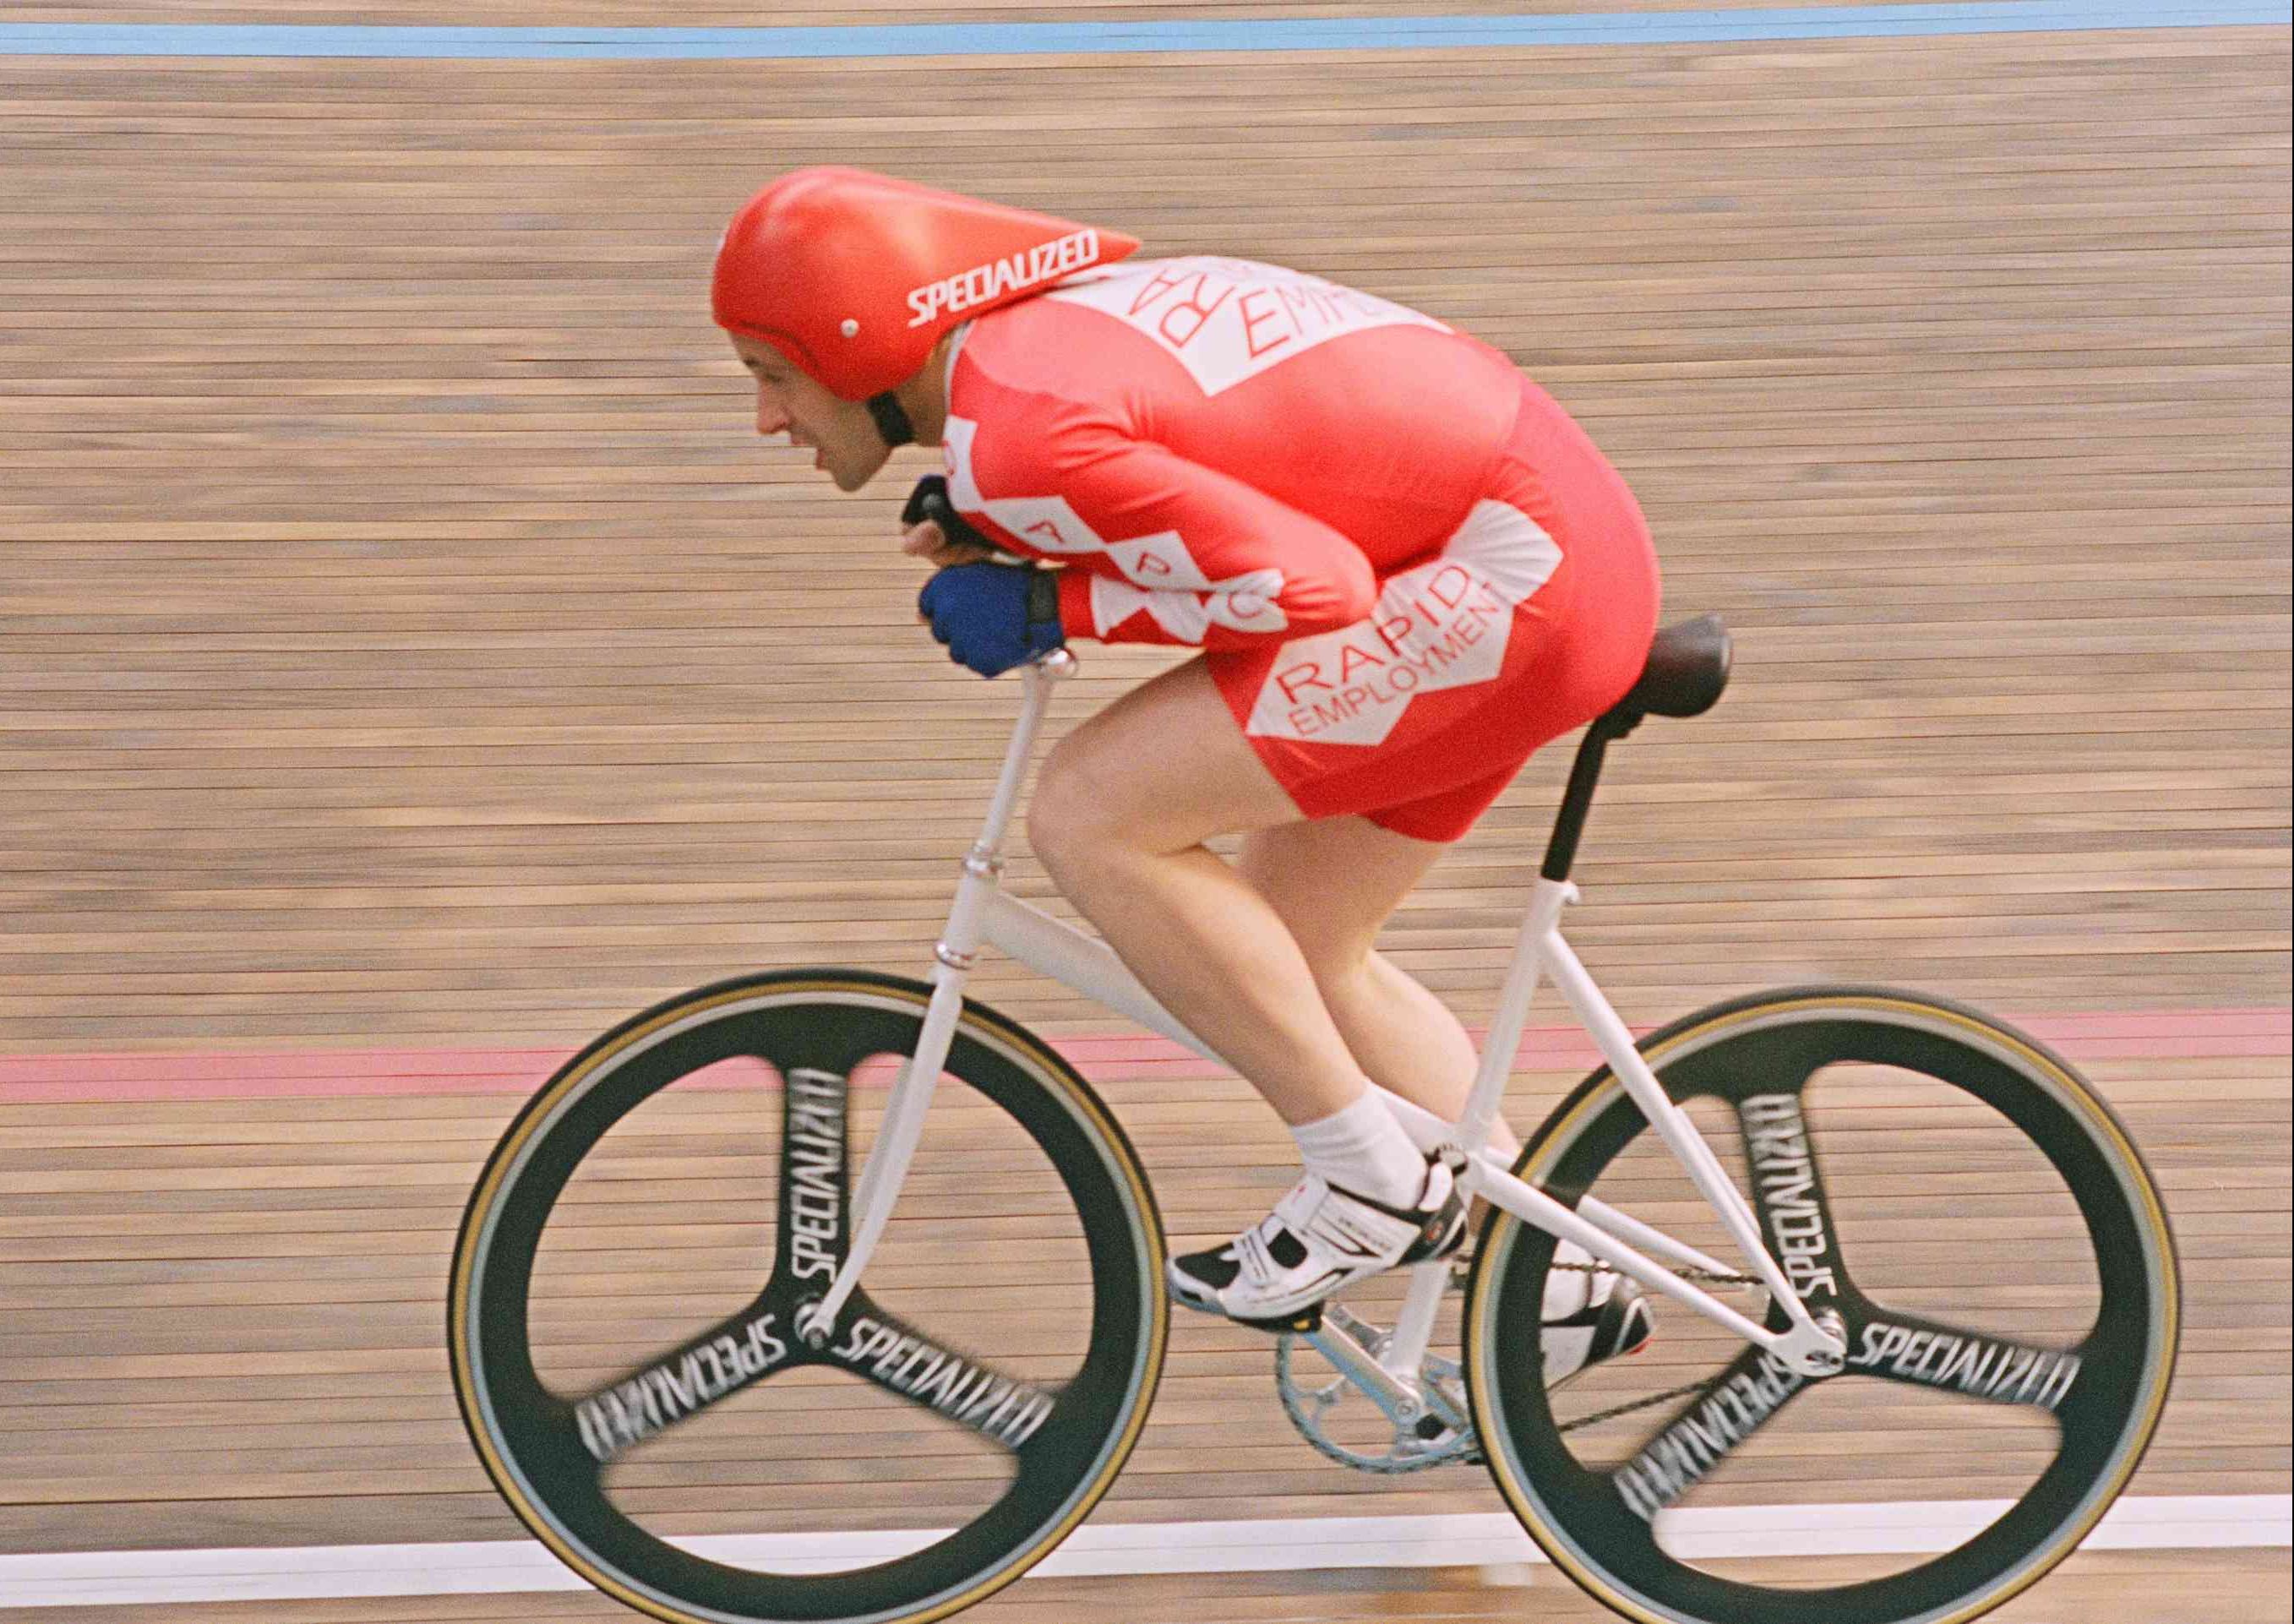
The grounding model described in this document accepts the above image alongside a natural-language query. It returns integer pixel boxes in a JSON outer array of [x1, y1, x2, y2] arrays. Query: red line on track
[[0, 1009, 2284, 1104]]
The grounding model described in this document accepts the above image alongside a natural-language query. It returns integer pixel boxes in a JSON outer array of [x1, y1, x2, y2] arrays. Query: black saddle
[[1606, 613, 1730, 726], [1544, 614, 1730, 880]]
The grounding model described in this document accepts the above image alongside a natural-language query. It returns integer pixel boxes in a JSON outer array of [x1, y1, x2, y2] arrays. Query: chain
[[1279, 1260, 1767, 1463], [1558, 1374, 1729, 1434], [1548, 1260, 1761, 1288]]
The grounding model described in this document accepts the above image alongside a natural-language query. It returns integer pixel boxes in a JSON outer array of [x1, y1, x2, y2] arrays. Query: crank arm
[[1305, 1306, 1446, 1429]]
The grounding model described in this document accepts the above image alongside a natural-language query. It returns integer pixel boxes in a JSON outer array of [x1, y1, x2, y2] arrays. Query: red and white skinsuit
[[941, 257, 1661, 842]]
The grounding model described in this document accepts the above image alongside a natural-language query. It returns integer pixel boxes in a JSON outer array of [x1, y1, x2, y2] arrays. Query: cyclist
[[714, 166, 1657, 1366]]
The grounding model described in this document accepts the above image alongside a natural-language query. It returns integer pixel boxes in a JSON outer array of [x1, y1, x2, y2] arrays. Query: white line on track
[[0, 1496, 2284, 1608]]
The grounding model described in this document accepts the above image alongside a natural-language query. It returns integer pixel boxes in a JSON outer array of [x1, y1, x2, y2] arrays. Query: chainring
[[1272, 1305, 1479, 1474]]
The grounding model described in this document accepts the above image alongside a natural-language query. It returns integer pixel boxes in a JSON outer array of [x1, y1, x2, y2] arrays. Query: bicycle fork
[[798, 655, 1081, 1342]]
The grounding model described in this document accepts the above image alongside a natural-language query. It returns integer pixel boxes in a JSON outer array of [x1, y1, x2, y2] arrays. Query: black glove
[[902, 475, 1011, 557]]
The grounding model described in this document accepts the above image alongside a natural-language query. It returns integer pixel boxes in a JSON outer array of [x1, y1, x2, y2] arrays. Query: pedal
[[1234, 1303, 1322, 1335]]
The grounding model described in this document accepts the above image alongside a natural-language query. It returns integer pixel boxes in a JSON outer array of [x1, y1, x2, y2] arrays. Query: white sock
[[1290, 1088, 1430, 1207]]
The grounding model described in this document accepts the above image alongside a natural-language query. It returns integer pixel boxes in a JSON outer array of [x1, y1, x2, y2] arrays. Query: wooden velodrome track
[[2, 3, 2288, 1620]]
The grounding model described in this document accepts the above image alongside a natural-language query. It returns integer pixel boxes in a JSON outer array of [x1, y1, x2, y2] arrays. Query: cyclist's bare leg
[[1240, 816, 1624, 1328], [1235, 817, 1523, 1161], [1028, 659, 1381, 1127]]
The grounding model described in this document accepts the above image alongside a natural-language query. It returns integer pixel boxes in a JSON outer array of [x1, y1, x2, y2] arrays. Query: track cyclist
[[714, 167, 1658, 1367]]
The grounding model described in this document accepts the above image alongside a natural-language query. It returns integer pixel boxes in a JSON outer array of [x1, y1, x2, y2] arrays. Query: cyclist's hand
[[918, 561, 1065, 678], [902, 518, 997, 569]]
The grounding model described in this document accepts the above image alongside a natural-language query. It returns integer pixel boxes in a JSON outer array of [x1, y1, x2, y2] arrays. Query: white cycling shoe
[[1168, 1156, 1468, 1333], [1540, 1265, 1655, 1386]]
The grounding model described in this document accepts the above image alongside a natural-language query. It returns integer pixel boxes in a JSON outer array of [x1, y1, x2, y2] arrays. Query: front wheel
[[450, 970, 1167, 1624], [1464, 987, 2178, 1624]]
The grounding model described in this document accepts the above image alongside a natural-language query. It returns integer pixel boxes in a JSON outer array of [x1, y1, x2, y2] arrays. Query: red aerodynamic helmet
[[711, 166, 1141, 402]]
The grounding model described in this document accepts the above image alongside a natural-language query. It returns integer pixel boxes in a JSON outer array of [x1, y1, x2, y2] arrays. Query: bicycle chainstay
[[1553, 1259, 1763, 1289]]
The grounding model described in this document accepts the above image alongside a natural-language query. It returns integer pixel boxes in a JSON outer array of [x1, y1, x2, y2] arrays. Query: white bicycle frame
[[798, 653, 1846, 1392]]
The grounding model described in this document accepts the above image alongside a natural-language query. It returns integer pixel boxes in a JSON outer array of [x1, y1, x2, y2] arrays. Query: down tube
[[983, 890, 1229, 1068]]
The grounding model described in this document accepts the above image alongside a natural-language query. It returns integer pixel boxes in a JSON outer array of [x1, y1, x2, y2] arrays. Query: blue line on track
[[0, 2, 2285, 60]]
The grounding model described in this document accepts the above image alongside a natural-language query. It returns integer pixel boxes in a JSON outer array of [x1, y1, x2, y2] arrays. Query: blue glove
[[918, 562, 1066, 678]]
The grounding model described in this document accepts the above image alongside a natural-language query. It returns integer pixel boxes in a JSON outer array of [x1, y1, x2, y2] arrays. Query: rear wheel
[[1466, 988, 2177, 1624]]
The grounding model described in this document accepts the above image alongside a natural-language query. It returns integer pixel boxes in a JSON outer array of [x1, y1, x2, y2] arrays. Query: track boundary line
[[0, 1496, 2284, 1608]]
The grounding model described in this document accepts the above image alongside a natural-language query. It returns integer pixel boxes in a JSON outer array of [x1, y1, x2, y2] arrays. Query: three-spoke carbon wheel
[[451, 971, 1167, 1624], [1465, 988, 2177, 1624]]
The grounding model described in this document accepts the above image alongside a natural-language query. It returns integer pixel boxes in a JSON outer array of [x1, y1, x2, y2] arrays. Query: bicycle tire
[[1464, 986, 2178, 1624], [450, 969, 1167, 1624]]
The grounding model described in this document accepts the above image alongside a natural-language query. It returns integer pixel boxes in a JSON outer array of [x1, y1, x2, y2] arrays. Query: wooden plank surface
[[3, 31, 2286, 1048], [1, 1551, 2289, 1624], [0, 16, 2286, 1623], [0, 1058, 2283, 1541]]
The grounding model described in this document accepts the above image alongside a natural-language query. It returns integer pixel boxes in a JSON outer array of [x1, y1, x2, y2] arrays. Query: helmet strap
[[866, 391, 916, 449]]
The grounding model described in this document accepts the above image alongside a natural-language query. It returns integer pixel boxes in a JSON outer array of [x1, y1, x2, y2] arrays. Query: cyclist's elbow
[[1283, 558, 1377, 635]]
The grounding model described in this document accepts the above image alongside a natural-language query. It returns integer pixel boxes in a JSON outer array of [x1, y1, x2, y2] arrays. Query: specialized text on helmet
[[907, 230, 1103, 328]]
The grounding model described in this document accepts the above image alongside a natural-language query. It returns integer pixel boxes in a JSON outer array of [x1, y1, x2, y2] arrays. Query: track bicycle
[[451, 614, 2178, 1624]]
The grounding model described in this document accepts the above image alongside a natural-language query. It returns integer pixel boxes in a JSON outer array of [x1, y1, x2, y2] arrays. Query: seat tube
[[1452, 877, 1575, 1158], [1381, 877, 1572, 1383]]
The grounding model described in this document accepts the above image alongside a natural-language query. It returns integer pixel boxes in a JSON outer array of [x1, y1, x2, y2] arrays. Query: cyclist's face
[[730, 335, 891, 493]]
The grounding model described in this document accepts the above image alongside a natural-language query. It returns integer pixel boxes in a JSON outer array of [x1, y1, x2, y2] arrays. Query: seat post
[[1540, 711, 1637, 883], [1539, 613, 1727, 883]]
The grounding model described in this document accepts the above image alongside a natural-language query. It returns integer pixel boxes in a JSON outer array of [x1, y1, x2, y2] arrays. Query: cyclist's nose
[[755, 388, 792, 437]]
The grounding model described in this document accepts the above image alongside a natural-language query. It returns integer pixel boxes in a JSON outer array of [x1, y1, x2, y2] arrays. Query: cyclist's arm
[[993, 434, 1376, 651]]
